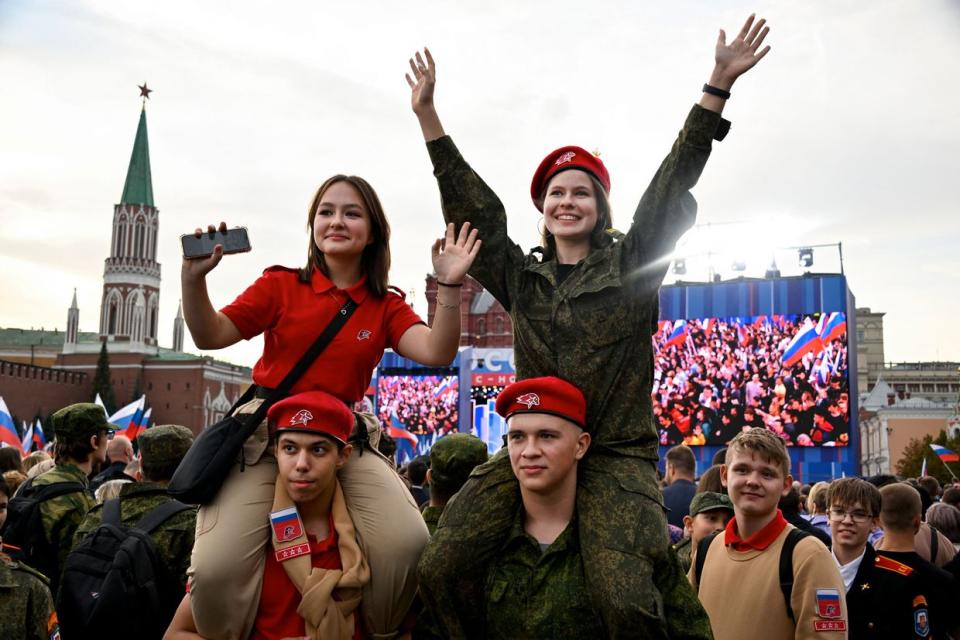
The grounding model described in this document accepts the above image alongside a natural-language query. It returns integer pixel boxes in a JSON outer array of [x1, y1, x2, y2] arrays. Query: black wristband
[[437, 280, 463, 288], [702, 84, 731, 100]]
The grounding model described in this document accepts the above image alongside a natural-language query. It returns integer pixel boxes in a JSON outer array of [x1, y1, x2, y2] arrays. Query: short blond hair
[[807, 481, 831, 515], [725, 428, 790, 478]]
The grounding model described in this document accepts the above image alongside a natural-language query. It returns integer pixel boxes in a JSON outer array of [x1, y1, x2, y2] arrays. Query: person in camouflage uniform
[[72, 424, 197, 590], [672, 491, 734, 573], [28, 403, 113, 597], [0, 551, 59, 640], [421, 433, 488, 535], [406, 14, 771, 639]]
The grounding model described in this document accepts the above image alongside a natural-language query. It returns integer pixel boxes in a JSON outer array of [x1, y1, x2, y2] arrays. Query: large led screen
[[376, 374, 459, 464], [652, 313, 849, 447]]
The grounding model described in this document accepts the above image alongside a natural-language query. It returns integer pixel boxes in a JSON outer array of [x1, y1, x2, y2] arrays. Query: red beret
[[267, 391, 354, 445], [529, 145, 611, 212], [495, 377, 587, 429]]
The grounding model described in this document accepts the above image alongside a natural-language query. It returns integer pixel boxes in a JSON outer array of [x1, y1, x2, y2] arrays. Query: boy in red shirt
[[167, 391, 368, 640]]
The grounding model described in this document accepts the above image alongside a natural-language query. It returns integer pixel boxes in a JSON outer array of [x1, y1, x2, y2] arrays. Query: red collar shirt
[[724, 509, 789, 552], [221, 266, 423, 401]]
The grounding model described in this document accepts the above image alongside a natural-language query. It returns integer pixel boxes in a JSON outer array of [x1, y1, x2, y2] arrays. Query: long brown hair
[[537, 172, 614, 261], [300, 175, 391, 297]]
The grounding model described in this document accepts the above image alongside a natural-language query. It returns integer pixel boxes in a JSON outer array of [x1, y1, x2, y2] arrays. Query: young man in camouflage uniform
[[421, 433, 488, 535], [29, 403, 113, 596], [72, 424, 196, 590]]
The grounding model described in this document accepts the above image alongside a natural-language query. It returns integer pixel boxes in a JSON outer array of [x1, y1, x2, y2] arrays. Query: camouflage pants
[[417, 451, 712, 640]]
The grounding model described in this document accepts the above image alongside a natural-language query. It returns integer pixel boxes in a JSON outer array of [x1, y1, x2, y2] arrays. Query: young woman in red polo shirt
[[180, 174, 479, 639], [405, 15, 771, 637]]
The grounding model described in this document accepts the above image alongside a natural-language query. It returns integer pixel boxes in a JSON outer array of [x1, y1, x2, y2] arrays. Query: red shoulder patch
[[875, 554, 914, 576]]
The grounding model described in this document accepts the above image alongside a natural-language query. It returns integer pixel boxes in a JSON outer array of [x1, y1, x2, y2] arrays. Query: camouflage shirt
[[421, 505, 443, 537], [73, 481, 197, 590], [30, 462, 94, 597], [673, 535, 693, 573], [426, 104, 727, 461], [486, 510, 603, 639], [0, 555, 58, 640]]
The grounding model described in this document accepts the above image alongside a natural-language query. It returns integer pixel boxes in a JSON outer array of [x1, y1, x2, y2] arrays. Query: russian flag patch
[[270, 507, 304, 543]]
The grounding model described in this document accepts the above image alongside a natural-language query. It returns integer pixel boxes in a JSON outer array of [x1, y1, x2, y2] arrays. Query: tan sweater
[[689, 524, 848, 640]]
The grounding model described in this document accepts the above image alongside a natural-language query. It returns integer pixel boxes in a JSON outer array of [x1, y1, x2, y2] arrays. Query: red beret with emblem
[[267, 390, 354, 445], [495, 377, 587, 429], [529, 145, 611, 211]]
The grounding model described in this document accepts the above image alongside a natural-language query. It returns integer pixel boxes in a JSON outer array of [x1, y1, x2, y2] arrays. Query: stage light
[[798, 247, 814, 268], [731, 260, 746, 272], [672, 259, 687, 275]]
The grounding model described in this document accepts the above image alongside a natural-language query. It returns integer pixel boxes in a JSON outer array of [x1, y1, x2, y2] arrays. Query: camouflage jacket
[[421, 505, 443, 537], [73, 481, 197, 590], [486, 510, 604, 639], [0, 555, 58, 640], [427, 105, 728, 461], [672, 535, 693, 573], [30, 462, 94, 596]]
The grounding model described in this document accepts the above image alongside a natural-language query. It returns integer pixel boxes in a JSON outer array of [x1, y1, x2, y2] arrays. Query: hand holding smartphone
[[181, 225, 252, 259]]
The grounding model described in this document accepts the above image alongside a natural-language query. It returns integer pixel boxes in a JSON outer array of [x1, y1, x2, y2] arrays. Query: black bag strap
[[779, 527, 810, 623], [26, 481, 87, 504], [694, 530, 721, 591], [237, 299, 358, 430], [103, 498, 122, 527], [134, 500, 192, 534]]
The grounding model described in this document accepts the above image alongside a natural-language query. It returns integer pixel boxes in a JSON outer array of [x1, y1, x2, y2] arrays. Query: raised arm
[[407, 48, 445, 142], [396, 223, 480, 366], [623, 14, 772, 287], [180, 222, 243, 350]]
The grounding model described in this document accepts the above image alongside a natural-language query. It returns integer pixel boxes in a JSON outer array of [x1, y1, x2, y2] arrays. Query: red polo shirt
[[221, 266, 423, 400], [251, 517, 361, 640], [724, 509, 788, 551]]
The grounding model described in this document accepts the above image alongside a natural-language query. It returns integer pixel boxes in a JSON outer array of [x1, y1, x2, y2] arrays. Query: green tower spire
[[120, 106, 154, 207]]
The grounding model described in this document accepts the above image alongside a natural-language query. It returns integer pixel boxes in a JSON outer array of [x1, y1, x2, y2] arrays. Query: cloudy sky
[[2, 0, 958, 369]]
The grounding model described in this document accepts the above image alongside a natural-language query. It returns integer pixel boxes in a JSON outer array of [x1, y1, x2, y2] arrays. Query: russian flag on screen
[[433, 377, 457, 399], [782, 319, 822, 368], [389, 415, 419, 446], [0, 396, 23, 452], [820, 312, 847, 344], [930, 444, 959, 463], [663, 320, 687, 348]]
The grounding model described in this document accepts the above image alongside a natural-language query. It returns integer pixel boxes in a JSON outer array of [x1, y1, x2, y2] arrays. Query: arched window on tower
[[135, 221, 145, 258], [495, 317, 504, 334], [477, 319, 486, 335], [108, 299, 118, 334], [149, 306, 157, 339], [117, 219, 127, 257]]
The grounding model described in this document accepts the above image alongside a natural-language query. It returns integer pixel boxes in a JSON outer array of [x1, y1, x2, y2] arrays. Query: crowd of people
[[7, 10, 958, 640], [375, 376, 459, 436], [653, 315, 850, 448]]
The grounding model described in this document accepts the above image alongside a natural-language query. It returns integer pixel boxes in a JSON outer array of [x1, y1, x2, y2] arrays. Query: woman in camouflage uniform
[[407, 14, 771, 639]]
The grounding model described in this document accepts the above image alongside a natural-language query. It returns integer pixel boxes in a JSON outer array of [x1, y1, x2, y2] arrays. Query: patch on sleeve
[[815, 589, 842, 619], [275, 542, 311, 563], [813, 620, 847, 632], [47, 611, 60, 639], [914, 606, 930, 637], [270, 506, 304, 543]]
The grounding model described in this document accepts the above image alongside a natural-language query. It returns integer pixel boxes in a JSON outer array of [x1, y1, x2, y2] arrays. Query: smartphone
[[181, 227, 252, 259]]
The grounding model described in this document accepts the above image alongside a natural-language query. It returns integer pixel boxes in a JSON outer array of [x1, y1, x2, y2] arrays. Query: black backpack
[[695, 527, 811, 622], [58, 497, 192, 639], [0, 477, 87, 571]]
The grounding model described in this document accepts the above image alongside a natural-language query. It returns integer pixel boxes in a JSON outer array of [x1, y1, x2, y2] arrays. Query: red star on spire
[[138, 83, 152, 99]]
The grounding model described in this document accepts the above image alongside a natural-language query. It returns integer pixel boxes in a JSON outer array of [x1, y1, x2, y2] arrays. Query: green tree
[[92, 342, 116, 415], [896, 429, 960, 484]]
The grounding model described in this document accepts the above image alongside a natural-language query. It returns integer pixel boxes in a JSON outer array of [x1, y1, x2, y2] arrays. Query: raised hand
[[405, 48, 436, 116], [181, 221, 226, 281], [431, 222, 481, 285], [713, 14, 771, 84]]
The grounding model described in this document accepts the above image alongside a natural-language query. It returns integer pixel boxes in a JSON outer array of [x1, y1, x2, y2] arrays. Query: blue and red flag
[[930, 444, 959, 463], [20, 421, 33, 454], [815, 589, 842, 619], [432, 377, 458, 399], [782, 319, 823, 368], [820, 312, 847, 344], [0, 396, 23, 453], [270, 506, 304, 543], [663, 320, 687, 348], [32, 419, 46, 450], [389, 415, 419, 446]]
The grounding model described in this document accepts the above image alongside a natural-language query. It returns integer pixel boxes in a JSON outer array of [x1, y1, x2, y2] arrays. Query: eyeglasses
[[828, 508, 872, 523]]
